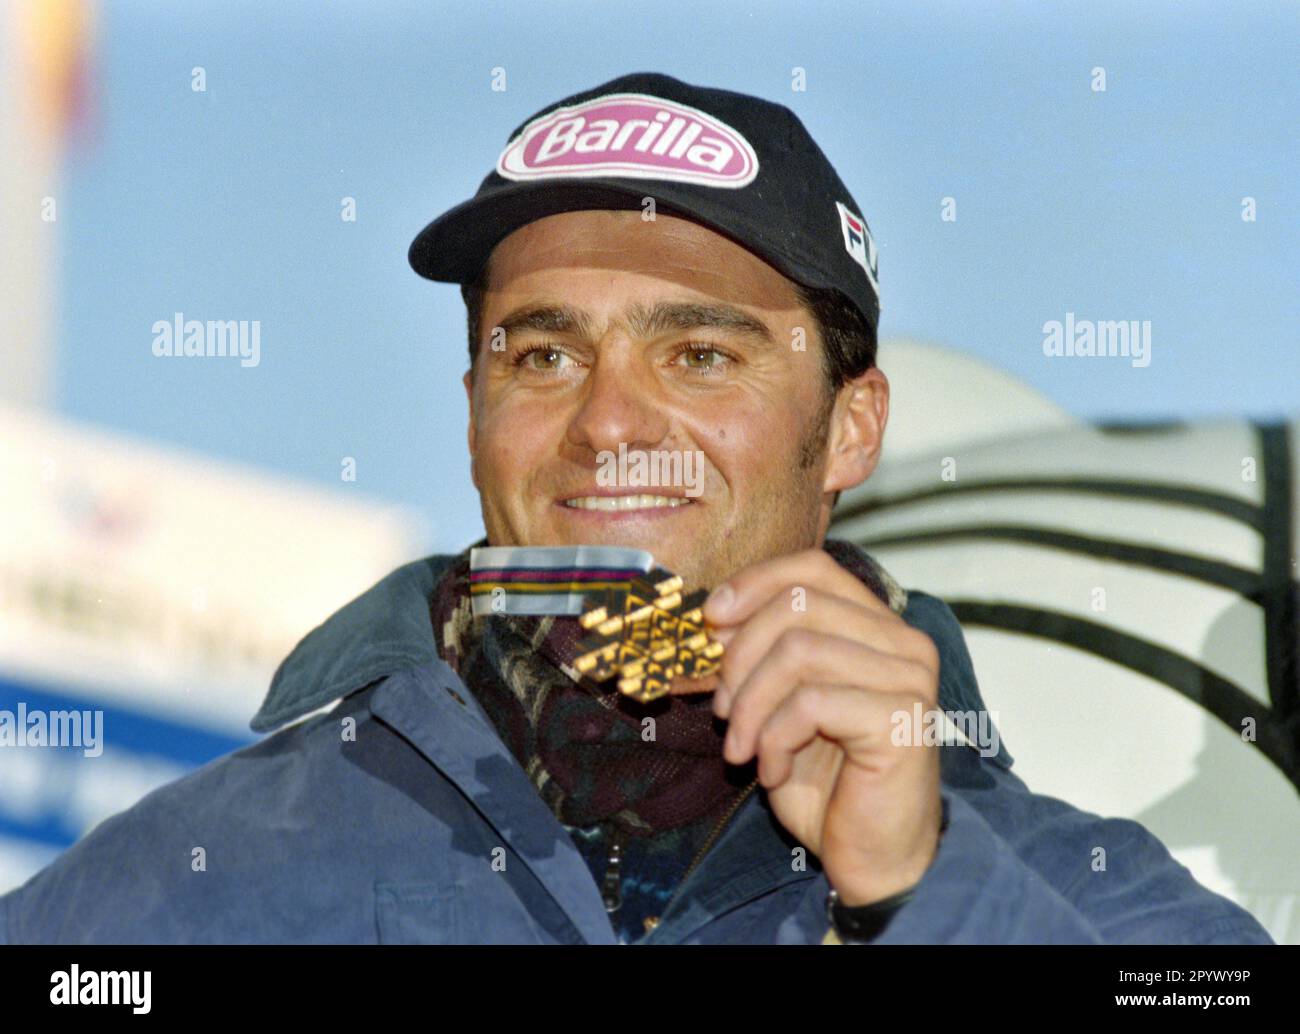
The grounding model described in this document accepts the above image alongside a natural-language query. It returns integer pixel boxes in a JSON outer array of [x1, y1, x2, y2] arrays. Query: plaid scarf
[[428, 538, 909, 837]]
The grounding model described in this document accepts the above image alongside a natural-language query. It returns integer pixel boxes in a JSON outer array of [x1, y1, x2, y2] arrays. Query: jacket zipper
[[600, 778, 760, 922], [655, 775, 759, 931], [600, 827, 625, 912]]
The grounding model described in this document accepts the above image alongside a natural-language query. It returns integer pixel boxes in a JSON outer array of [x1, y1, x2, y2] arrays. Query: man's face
[[464, 209, 886, 591]]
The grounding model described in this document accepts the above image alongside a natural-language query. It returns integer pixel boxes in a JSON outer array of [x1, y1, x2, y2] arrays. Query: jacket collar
[[251, 554, 458, 733], [250, 546, 1014, 771]]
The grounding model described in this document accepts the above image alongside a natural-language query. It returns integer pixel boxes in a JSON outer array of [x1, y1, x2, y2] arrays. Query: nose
[[565, 346, 671, 459]]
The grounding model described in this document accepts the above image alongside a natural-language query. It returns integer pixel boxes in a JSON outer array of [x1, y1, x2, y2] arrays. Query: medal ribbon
[[469, 545, 656, 616]]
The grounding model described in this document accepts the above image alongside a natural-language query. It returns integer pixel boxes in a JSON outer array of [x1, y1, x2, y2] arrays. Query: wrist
[[832, 793, 950, 906], [825, 883, 916, 943], [824, 795, 949, 943]]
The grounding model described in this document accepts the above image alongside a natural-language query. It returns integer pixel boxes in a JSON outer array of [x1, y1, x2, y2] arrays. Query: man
[[0, 72, 1273, 945]]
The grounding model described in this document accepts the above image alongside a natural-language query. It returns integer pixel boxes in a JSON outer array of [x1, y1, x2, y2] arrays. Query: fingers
[[715, 586, 930, 707], [721, 628, 937, 764], [748, 683, 927, 789], [704, 548, 890, 627]]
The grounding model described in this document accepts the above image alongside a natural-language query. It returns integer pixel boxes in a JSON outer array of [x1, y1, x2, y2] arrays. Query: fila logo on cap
[[497, 92, 759, 188], [836, 200, 880, 296]]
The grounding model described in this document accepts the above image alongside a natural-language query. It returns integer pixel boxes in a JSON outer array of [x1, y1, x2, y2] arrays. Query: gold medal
[[572, 569, 724, 703]]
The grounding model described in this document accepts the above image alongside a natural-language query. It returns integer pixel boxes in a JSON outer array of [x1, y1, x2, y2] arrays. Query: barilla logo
[[836, 200, 880, 296], [497, 92, 759, 188]]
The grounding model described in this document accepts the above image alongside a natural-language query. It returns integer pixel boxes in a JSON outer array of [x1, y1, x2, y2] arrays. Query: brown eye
[[673, 344, 732, 372], [516, 345, 575, 371]]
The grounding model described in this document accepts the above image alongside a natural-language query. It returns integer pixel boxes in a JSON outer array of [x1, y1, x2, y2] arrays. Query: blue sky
[[47, 0, 1299, 552]]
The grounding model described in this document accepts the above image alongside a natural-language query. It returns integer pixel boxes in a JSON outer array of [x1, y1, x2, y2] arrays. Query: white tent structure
[[832, 339, 1300, 944]]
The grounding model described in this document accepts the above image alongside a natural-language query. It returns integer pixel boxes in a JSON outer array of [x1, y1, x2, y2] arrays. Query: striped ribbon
[[469, 545, 656, 616]]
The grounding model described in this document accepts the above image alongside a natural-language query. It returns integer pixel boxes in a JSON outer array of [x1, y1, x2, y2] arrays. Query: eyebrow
[[494, 300, 776, 345]]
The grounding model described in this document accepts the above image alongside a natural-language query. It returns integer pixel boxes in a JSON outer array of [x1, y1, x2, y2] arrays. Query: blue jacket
[[0, 553, 1275, 944]]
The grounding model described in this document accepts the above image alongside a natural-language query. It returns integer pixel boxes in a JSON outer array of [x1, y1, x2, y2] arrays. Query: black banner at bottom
[[0, 944, 1288, 1020]]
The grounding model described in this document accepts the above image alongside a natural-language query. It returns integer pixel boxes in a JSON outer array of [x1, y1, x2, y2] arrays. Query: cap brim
[[407, 178, 835, 297], [411, 180, 661, 282]]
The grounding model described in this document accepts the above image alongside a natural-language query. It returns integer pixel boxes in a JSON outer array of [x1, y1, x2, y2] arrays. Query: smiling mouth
[[562, 494, 693, 512]]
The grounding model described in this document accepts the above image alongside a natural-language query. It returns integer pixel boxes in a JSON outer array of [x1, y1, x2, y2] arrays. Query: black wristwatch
[[826, 796, 948, 943], [826, 883, 917, 943]]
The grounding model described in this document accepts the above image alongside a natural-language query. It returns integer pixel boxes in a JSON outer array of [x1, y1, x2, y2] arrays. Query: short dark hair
[[460, 262, 876, 509]]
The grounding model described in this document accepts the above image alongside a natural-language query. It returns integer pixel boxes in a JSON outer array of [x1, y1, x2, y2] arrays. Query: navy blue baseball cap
[[408, 71, 881, 335]]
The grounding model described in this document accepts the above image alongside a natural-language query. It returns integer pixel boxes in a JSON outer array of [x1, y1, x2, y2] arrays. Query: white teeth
[[564, 495, 691, 511]]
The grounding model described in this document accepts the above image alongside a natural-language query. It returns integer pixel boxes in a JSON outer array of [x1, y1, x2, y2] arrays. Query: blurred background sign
[[0, 405, 420, 891]]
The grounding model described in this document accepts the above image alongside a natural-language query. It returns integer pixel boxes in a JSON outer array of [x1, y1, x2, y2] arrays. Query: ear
[[822, 366, 889, 495], [463, 368, 480, 491]]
